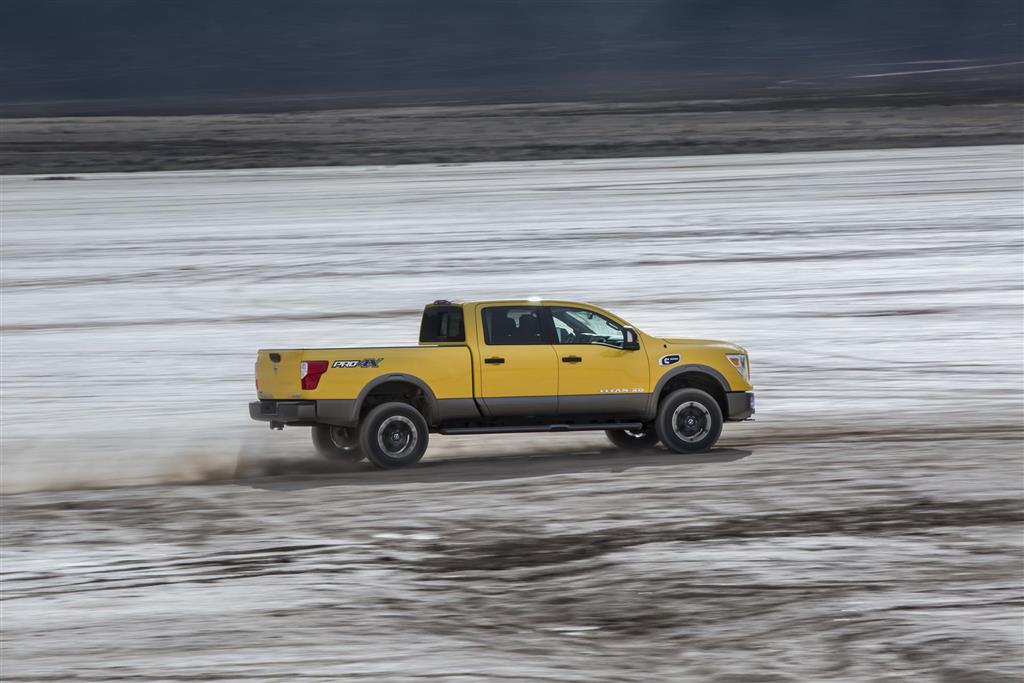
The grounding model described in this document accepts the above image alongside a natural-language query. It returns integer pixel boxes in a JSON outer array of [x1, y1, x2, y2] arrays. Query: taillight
[[300, 360, 329, 390]]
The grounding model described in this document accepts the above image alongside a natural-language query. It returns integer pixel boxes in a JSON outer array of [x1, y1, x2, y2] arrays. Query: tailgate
[[255, 350, 305, 399]]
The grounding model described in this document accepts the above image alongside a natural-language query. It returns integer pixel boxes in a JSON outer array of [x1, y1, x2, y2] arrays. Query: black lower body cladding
[[316, 399, 358, 425], [249, 398, 478, 427], [250, 391, 754, 428]]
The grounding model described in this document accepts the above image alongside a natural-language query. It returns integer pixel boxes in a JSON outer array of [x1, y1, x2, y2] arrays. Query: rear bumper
[[726, 391, 755, 421], [249, 399, 357, 426], [249, 400, 316, 425]]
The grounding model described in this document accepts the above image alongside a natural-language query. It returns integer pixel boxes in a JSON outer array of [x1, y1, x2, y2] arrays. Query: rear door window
[[481, 306, 547, 345]]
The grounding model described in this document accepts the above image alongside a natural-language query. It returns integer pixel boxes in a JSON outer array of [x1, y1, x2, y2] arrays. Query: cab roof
[[429, 298, 594, 308]]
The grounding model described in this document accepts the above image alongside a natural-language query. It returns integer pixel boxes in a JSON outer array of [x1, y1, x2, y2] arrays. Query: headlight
[[726, 354, 749, 381]]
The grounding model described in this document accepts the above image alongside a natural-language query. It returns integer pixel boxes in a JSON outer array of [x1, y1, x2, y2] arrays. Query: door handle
[[484, 357, 505, 364], [561, 355, 583, 363]]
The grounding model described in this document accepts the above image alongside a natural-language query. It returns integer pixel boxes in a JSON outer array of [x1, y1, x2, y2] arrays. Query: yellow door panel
[[547, 304, 652, 416], [479, 344, 559, 398], [475, 304, 559, 415], [556, 345, 651, 396]]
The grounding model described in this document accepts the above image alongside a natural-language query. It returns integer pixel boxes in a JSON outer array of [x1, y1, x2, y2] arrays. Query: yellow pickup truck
[[250, 299, 754, 468]]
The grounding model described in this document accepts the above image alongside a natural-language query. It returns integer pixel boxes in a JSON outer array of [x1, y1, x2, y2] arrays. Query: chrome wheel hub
[[376, 416, 417, 459], [671, 401, 711, 443]]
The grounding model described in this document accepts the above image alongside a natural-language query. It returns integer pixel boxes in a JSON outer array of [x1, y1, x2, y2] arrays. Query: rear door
[[476, 305, 559, 416], [547, 305, 651, 417]]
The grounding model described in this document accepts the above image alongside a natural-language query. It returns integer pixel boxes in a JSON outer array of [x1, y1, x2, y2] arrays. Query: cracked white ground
[[2, 145, 1022, 681]]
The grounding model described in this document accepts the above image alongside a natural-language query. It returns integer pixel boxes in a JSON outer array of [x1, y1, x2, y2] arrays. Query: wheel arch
[[354, 374, 439, 424], [646, 365, 730, 419]]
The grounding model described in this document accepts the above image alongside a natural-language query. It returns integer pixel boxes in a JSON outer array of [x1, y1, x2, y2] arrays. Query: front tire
[[655, 388, 723, 453], [358, 402, 429, 469], [311, 424, 365, 462], [605, 428, 659, 450]]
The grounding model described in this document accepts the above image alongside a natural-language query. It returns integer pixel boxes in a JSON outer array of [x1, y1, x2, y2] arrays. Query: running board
[[439, 422, 644, 435]]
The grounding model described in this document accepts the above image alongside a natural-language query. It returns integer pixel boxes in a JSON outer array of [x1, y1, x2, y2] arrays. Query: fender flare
[[354, 373, 439, 422], [645, 364, 731, 419]]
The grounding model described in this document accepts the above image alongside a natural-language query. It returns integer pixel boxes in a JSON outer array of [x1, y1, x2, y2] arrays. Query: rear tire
[[605, 428, 659, 450], [359, 402, 429, 469], [311, 424, 364, 462], [655, 388, 723, 453]]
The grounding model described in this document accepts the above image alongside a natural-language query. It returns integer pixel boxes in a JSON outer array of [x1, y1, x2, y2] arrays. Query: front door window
[[550, 307, 626, 348]]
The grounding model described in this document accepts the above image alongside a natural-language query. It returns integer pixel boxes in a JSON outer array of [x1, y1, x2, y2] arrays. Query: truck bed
[[255, 345, 473, 402]]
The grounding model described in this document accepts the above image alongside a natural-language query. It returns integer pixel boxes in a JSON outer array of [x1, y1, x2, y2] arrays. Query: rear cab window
[[419, 305, 465, 343]]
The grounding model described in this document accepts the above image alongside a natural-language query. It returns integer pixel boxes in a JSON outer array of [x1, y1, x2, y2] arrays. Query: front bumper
[[726, 391, 755, 421]]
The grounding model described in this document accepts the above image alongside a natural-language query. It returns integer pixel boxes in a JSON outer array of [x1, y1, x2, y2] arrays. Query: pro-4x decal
[[332, 358, 383, 368], [659, 354, 681, 366]]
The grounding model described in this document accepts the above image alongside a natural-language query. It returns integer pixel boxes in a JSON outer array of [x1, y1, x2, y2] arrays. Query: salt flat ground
[[1, 146, 1022, 681]]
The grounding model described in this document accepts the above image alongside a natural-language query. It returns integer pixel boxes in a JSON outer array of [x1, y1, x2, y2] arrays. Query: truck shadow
[[238, 447, 753, 492]]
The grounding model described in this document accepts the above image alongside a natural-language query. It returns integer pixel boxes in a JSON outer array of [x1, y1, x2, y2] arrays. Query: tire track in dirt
[[6, 498, 1017, 602], [421, 498, 1024, 572]]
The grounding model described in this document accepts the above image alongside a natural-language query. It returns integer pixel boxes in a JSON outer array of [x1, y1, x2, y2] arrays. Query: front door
[[548, 305, 651, 417], [477, 305, 559, 416]]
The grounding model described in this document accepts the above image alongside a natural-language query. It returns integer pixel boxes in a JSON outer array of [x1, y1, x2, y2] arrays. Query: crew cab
[[250, 299, 754, 468]]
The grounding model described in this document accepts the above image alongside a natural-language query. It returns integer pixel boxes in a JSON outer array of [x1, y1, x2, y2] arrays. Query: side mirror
[[622, 327, 640, 350]]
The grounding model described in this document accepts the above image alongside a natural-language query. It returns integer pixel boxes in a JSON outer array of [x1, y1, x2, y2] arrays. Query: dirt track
[[3, 427, 1023, 682]]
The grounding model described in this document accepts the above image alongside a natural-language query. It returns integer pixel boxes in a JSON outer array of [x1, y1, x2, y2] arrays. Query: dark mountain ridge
[[2, 0, 1021, 116]]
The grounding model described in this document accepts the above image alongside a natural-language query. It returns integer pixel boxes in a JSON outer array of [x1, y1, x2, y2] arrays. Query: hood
[[661, 338, 745, 354]]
